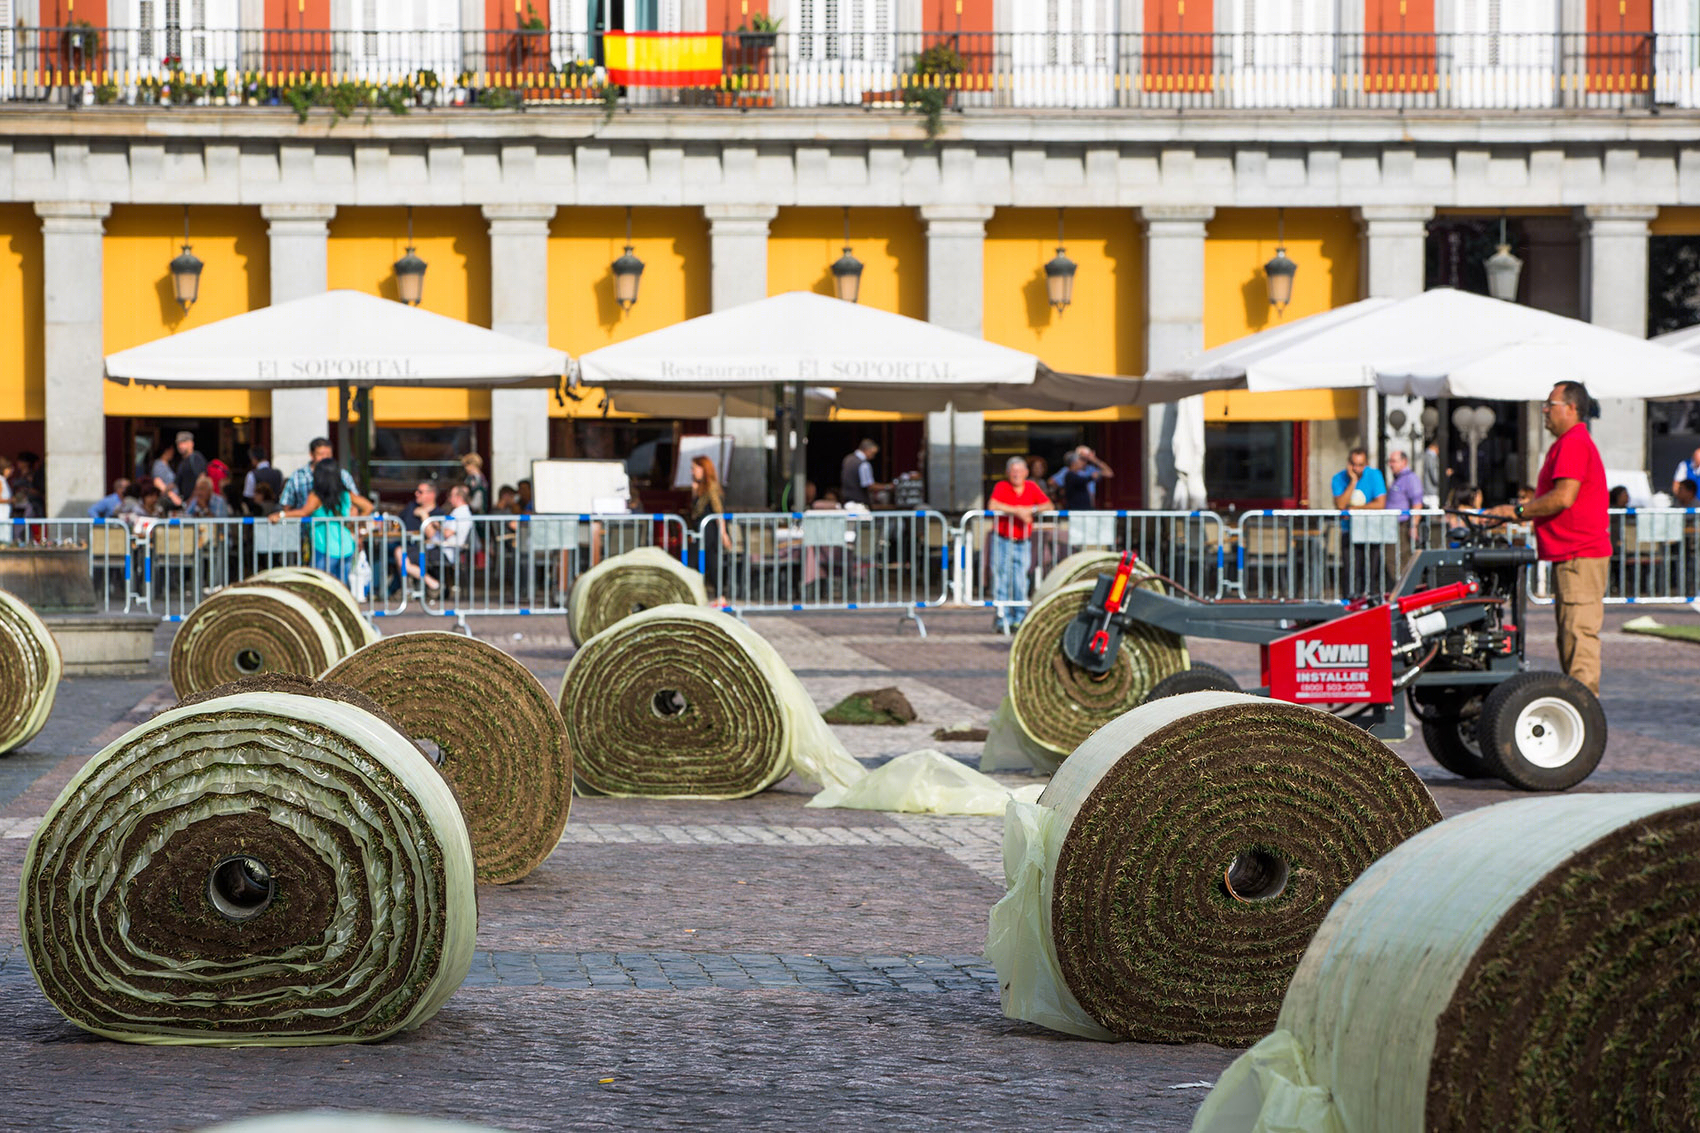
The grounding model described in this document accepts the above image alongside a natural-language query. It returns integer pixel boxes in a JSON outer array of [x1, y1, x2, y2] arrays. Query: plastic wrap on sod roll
[[1005, 581, 1189, 765], [1032, 550, 1163, 604], [568, 546, 707, 647], [324, 632, 572, 885], [170, 585, 343, 698], [560, 604, 863, 799], [1192, 794, 1700, 1132], [239, 565, 379, 652], [986, 691, 1440, 1046], [0, 587, 61, 754], [19, 691, 476, 1045]]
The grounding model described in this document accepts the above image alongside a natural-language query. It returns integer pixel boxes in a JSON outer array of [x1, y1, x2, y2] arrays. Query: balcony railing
[[1, 28, 1691, 114]]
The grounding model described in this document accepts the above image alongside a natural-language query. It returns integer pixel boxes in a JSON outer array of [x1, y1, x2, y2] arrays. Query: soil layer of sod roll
[[0, 586, 61, 754], [1008, 581, 1189, 758], [238, 566, 378, 655], [169, 585, 342, 698], [325, 632, 572, 885], [1044, 691, 1440, 1046], [18, 691, 476, 1046], [568, 546, 707, 647]]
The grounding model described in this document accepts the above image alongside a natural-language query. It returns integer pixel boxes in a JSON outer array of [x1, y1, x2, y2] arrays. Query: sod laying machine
[[1061, 515, 1605, 791]]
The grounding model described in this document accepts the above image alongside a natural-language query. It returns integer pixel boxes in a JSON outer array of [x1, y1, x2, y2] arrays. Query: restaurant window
[[370, 424, 479, 504], [550, 419, 697, 496], [1204, 421, 1295, 508]]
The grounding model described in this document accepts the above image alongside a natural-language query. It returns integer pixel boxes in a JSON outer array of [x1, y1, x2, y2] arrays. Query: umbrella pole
[[791, 380, 807, 513], [336, 380, 352, 475]]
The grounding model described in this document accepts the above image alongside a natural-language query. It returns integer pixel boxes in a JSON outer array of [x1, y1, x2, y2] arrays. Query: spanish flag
[[605, 32, 723, 87]]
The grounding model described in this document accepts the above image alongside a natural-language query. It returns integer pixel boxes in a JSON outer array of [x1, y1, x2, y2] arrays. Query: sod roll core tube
[[568, 546, 707, 647], [20, 691, 476, 1045], [1191, 793, 1700, 1133], [169, 585, 342, 698], [986, 691, 1441, 1046], [1006, 581, 1189, 761], [325, 632, 572, 885], [560, 604, 862, 799], [0, 587, 61, 754]]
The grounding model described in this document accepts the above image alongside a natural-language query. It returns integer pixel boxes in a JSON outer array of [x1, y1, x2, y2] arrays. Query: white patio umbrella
[[1651, 322, 1700, 355], [1152, 288, 1700, 400]]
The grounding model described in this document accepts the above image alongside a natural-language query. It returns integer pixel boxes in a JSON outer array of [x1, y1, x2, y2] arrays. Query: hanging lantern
[[393, 206, 427, 306], [1044, 208, 1076, 314], [1264, 208, 1297, 313], [612, 206, 645, 311], [170, 206, 203, 312], [831, 206, 862, 303], [1485, 212, 1523, 303]]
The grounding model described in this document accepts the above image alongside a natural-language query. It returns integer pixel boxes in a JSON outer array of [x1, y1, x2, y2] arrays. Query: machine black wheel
[[1478, 672, 1607, 792], [1415, 691, 1493, 780], [1142, 662, 1242, 704]]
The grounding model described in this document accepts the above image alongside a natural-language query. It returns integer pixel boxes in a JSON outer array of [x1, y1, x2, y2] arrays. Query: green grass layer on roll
[[0, 587, 61, 754], [822, 687, 917, 726], [567, 546, 707, 647], [169, 586, 341, 698]]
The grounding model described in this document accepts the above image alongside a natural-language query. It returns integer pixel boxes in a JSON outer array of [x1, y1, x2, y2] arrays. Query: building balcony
[[0, 28, 1692, 115]]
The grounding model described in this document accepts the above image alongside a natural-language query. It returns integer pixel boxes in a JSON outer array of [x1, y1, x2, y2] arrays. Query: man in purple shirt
[[1385, 448, 1426, 546]]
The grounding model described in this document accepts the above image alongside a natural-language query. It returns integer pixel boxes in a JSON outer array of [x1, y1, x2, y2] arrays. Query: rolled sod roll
[[170, 585, 341, 698], [324, 632, 572, 885], [1004, 581, 1189, 763], [19, 691, 476, 1046], [559, 604, 864, 799], [1192, 793, 1700, 1133], [0, 586, 61, 754], [986, 691, 1440, 1046], [1032, 550, 1163, 604], [240, 565, 378, 654], [568, 546, 707, 647]]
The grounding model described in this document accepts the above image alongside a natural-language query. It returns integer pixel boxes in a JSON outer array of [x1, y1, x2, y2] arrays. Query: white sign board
[[531, 460, 631, 514], [673, 435, 735, 490]]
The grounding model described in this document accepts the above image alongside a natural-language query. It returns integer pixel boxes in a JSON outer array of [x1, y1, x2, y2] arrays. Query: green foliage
[[903, 83, 950, 142], [416, 68, 441, 90], [559, 58, 597, 81], [736, 11, 781, 32], [519, 1, 547, 31], [599, 80, 620, 123], [478, 85, 518, 110], [281, 79, 413, 125], [93, 80, 120, 104], [902, 39, 966, 143], [64, 20, 99, 57], [210, 66, 228, 98], [911, 40, 966, 76]]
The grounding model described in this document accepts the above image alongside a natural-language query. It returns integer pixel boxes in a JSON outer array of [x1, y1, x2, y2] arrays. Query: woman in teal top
[[277, 458, 374, 585]]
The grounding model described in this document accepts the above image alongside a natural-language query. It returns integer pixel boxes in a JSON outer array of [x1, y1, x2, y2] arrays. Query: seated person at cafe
[[404, 484, 474, 595], [391, 480, 448, 596]]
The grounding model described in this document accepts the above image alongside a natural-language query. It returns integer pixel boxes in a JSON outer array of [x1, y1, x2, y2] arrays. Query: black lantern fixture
[[1264, 208, 1297, 313], [393, 207, 427, 306], [612, 206, 645, 312], [169, 205, 204, 312], [1484, 210, 1523, 303], [830, 207, 864, 304], [1044, 207, 1077, 314]]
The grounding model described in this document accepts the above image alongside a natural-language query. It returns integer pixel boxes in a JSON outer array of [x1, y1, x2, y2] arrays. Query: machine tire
[[1478, 672, 1607, 792], [1142, 662, 1242, 704], [1415, 692, 1493, 780]]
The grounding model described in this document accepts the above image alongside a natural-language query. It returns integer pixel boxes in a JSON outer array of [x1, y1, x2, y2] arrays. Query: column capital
[[35, 201, 110, 233], [1583, 204, 1660, 231], [919, 204, 995, 223], [1140, 205, 1215, 229], [704, 203, 779, 228], [482, 203, 558, 231], [1356, 204, 1435, 229], [261, 203, 336, 232]]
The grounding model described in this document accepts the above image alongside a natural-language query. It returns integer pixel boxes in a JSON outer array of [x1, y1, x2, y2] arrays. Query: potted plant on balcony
[[211, 66, 233, 105], [903, 39, 966, 141], [511, 2, 546, 65], [735, 12, 780, 51], [452, 69, 474, 106], [416, 68, 441, 107], [559, 58, 596, 98], [62, 20, 99, 69]]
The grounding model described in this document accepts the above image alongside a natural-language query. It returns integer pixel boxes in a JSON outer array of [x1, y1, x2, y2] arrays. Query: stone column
[[37, 202, 110, 517], [1583, 205, 1659, 474], [1140, 206, 1214, 509], [262, 204, 335, 477], [705, 204, 778, 508], [1358, 206, 1434, 473], [922, 205, 995, 512], [485, 204, 558, 494]]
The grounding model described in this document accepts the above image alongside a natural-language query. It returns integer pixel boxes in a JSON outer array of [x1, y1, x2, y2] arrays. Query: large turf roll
[[240, 566, 378, 653], [560, 603, 863, 799], [324, 632, 572, 885], [986, 691, 1440, 1046], [1192, 793, 1700, 1133], [19, 691, 476, 1046], [1002, 581, 1189, 767], [1032, 550, 1163, 604], [170, 585, 342, 698], [568, 546, 707, 647], [0, 586, 61, 754]]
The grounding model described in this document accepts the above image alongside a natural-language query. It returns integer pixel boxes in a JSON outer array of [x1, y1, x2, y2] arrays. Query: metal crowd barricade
[[952, 509, 1230, 626], [701, 510, 950, 630], [409, 512, 690, 622], [1231, 508, 1449, 602], [144, 516, 311, 621], [301, 514, 408, 619], [3, 517, 138, 612], [1533, 507, 1700, 606]]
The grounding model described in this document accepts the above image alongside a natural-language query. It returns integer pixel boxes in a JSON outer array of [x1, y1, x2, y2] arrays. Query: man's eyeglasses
[[1541, 401, 1567, 411]]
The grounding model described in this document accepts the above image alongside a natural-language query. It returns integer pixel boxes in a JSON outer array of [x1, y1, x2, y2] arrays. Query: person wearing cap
[[172, 432, 208, 510]]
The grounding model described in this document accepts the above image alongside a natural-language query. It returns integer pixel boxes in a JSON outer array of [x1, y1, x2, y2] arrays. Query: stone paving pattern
[[0, 603, 1695, 1130]]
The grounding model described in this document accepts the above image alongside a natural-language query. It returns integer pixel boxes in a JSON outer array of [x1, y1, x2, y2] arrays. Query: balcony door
[[1446, 0, 1559, 107], [1008, 0, 1118, 108], [344, 0, 460, 80], [1225, 0, 1337, 108], [787, 0, 900, 107], [129, 0, 240, 76], [1656, 0, 1700, 106]]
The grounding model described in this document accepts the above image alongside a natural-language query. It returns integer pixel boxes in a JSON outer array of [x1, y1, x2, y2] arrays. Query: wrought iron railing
[[0, 28, 1686, 112]]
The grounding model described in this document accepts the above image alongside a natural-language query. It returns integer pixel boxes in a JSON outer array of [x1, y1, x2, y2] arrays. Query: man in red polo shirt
[[988, 455, 1053, 632], [1489, 381, 1611, 694]]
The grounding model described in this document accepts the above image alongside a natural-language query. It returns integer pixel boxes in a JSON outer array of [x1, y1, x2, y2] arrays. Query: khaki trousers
[[1551, 556, 1609, 695]]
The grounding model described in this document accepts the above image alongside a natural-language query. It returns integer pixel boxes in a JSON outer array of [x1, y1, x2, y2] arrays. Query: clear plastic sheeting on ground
[[169, 585, 343, 698], [240, 565, 380, 651], [1191, 793, 1700, 1133], [198, 1115, 517, 1133], [567, 546, 707, 647], [986, 692, 1439, 1046], [20, 692, 477, 1046], [324, 632, 572, 885], [0, 587, 60, 754], [807, 750, 1044, 816]]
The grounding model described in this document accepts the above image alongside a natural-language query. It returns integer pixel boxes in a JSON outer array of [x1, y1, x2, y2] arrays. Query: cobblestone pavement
[[0, 602, 1695, 1130]]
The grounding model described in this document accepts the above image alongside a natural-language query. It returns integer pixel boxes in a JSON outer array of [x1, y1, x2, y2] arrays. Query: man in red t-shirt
[[988, 455, 1053, 632], [1489, 381, 1611, 694]]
